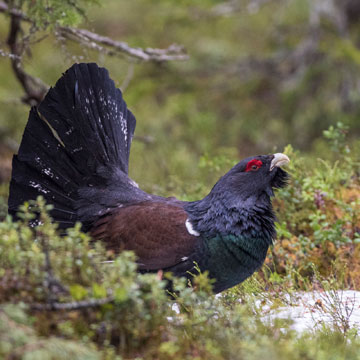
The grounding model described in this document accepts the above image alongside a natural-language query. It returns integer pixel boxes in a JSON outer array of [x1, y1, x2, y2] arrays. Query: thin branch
[[120, 62, 135, 92], [0, 1, 189, 63], [212, 0, 271, 16], [57, 27, 189, 63], [6, 14, 49, 106], [0, 48, 21, 60], [37, 229, 69, 306], [0, 1, 30, 21], [3, 137, 20, 152], [31, 296, 114, 311], [0, 0, 188, 106], [133, 135, 155, 144]]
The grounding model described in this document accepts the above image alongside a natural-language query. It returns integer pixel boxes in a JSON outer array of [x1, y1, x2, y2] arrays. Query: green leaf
[[92, 283, 107, 299], [69, 284, 88, 301], [114, 287, 128, 303]]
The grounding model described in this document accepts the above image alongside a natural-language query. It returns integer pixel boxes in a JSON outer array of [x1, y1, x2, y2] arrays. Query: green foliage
[[323, 122, 350, 156], [0, 304, 101, 360], [263, 125, 360, 289], [20, 0, 100, 28], [1, 1, 360, 357], [0, 184, 8, 221], [2, 194, 360, 359]]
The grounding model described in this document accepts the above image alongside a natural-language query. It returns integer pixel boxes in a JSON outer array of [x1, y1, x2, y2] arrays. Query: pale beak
[[270, 153, 290, 171]]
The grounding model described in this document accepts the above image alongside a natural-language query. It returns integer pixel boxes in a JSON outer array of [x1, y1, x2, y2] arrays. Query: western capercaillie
[[8, 63, 289, 294]]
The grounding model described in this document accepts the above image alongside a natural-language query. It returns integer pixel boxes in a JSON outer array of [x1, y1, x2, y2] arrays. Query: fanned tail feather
[[8, 63, 147, 230]]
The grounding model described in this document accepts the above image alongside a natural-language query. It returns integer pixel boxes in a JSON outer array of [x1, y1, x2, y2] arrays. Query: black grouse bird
[[8, 63, 289, 294]]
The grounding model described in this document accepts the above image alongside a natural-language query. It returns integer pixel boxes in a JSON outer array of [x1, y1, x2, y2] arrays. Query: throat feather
[[184, 195, 276, 244]]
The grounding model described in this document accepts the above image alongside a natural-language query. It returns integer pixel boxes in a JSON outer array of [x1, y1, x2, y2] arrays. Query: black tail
[[8, 63, 148, 230]]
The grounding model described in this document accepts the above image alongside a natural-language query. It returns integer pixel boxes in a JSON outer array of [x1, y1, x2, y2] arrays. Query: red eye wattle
[[245, 159, 263, 172]]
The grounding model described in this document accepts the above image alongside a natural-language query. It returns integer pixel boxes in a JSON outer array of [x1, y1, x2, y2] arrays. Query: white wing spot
[[29, 181, 49, 194], [181, 256, 189, 261], [185, 219, 200, 236], [129, 179, 139, 188], [119, 112, 127, 142], [42, 168, 54, 178], [65, 127, 74, 135]]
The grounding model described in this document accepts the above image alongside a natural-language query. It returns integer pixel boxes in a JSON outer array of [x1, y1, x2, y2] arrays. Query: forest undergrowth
[[0, 123, 360, 359]]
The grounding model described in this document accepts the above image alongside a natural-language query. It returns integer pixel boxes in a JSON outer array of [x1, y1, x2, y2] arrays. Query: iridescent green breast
[[202, 234, 269, 293]]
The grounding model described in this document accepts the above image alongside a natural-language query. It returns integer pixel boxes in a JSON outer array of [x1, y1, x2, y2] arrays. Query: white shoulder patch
[[185, 218, 200, 237], [129, 178, 139, 188]]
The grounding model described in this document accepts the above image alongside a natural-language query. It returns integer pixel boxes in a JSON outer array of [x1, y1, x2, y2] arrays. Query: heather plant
[[265, 123, 360, 284], [2, 196, 360, 359]]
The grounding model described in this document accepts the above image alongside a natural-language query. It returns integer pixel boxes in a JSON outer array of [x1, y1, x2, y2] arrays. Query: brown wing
[[90, 201, 199, 270]]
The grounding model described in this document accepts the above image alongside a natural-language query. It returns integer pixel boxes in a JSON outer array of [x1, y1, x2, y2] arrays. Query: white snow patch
[[260, 290, 360, 333], [172, 303, 180, 314], [167, 290, 360, 333], [29, 219, 44, 228]]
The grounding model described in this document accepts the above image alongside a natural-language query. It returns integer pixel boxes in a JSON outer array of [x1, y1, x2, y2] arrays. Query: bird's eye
[[245, 159, 263, 172]]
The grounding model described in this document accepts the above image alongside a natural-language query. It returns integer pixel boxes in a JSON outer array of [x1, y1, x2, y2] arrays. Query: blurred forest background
[[1, 0, 360, 199], [1, 1, 360, 359]]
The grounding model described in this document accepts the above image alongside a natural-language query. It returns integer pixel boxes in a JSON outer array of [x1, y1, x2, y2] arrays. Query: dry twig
[[0, 48, 21, 60], [57, 27, 188, 63], [31, 296, 114, 311]]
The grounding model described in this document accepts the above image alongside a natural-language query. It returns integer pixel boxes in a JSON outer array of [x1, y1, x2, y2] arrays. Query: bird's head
[[212, 153, 290, 207], [185, 153, 290, 239]]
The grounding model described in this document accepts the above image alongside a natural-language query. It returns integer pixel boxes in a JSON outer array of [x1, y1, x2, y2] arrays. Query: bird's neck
[[184, 191, 276, 244], [184, 192, 276, 293]]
